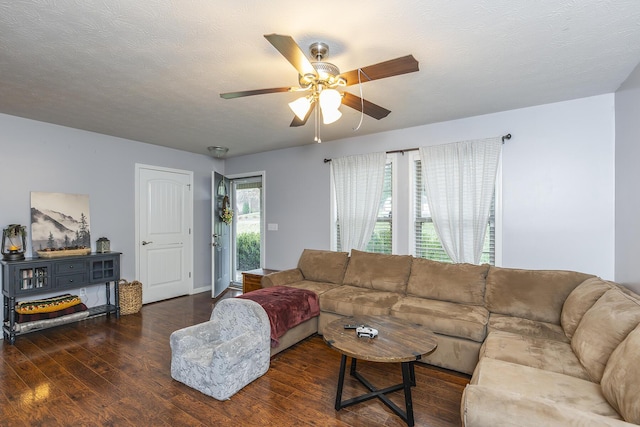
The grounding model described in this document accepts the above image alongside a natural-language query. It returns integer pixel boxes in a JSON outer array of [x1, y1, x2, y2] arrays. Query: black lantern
[[2, 224, 27, 261]]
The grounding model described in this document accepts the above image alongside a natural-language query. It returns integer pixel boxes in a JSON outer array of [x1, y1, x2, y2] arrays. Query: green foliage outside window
[[366, 221, 392, 254], [237, 231, 260, 271], [415, 222, 492, 264], [242, 201, 250, 215]]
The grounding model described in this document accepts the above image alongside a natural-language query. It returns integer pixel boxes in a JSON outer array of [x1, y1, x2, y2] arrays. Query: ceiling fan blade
[[220, 87, 293, 99], [290, 102, 316, 127], [340, 55, 419, 86], [264, 34, 318, 79], [341, 92, 391, 120]]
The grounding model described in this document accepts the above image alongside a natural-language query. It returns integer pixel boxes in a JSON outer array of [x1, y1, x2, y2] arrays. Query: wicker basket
[[119, 279, 142, 315]]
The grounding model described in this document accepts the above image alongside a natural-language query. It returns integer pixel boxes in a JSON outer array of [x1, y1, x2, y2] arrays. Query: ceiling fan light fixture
[[313, 62, 340, 81], [322, 108, 342, 125], [288, 96, 312, 120], [319, 88, 342, 111], [300, 73, 316, 86]]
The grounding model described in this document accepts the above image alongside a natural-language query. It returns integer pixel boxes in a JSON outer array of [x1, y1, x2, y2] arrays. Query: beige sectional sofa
[[262, 248, 640, 426]]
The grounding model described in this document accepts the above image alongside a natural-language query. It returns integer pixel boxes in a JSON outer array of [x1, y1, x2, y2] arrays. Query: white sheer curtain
[[331, 152, 387, 253], [419, 137, 502, 264]]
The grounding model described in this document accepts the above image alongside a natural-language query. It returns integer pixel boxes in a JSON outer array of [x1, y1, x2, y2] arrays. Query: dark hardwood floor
[[1, 291, 469, 426]]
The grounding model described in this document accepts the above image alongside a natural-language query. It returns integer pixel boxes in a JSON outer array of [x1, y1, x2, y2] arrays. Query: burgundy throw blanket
[[237, 286, 319, 347]]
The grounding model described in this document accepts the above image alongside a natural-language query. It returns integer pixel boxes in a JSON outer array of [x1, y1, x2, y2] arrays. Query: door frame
[[227, 170, 266, 281], [135, 163, 194, 299]]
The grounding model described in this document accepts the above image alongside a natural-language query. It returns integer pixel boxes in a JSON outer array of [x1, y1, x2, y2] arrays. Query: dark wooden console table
[[2, 252, 121, 344]]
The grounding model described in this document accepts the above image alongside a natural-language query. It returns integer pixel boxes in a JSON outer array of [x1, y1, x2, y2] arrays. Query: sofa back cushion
[[297, 249, 349, 284], [571, 288, 640, 383], [561, 277, 613, 339], [406, 258, 489, 305], [485, 266, 593, 324], [601, 323, 640, 424], [342, 250, 412, 293]]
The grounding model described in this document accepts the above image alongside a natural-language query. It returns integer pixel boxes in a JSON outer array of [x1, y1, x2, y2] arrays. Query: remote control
[[343, 324, 360, 329]]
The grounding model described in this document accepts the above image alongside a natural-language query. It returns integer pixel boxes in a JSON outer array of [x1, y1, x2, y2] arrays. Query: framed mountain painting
[[30, 192, 91, 252]]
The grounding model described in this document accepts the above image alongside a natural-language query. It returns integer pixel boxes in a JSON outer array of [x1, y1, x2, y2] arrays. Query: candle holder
[[96, 237, 110, 253]]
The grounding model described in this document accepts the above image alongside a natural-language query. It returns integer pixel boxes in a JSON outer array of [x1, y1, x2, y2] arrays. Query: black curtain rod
[[324, 133, 511, 163]]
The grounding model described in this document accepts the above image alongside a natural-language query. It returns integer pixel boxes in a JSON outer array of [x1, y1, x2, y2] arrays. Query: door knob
[[142, 241, 153, 245]]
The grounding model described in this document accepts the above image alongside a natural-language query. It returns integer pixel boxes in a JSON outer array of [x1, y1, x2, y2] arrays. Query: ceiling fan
[[220, 34, 419, 141]]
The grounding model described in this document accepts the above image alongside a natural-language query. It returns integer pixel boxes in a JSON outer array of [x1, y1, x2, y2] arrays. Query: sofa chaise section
[[463, 276, 640, 426], [462, 359, 635, 427]]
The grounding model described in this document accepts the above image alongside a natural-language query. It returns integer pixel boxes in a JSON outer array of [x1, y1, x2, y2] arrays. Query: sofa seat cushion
[[485, 266, 594, 325], [561, 277, 613, 340], [471, 358, 621, 419], [283, 280, 340, 296], [462, 385, 630, 427], [406, 258, 489, 305], [342, 250, 412, 293], [488, 313, 569, 343], [571, 288, 640, 383], [601, 324, 640, 424], [297, 249, 349, 284], [319, 285, 402, 316], [480, 330, 590, 380], [390, 296, 488, 342]]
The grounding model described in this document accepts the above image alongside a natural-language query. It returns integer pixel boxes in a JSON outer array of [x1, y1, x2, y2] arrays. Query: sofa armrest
[[462, 385, 633, 427], [261, 268, 304, 287]]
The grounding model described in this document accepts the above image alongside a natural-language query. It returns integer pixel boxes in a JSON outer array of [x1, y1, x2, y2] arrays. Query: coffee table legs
[[334, 355, 417, 427], [334, 354, 348, 410]]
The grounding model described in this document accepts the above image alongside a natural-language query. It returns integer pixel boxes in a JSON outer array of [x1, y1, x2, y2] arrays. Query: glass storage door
[[91, 259, 115, 282], [18, 266, 50, 291]]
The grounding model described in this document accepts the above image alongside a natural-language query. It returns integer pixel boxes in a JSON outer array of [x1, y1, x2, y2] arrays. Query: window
[[412, 155, 495, 264], [330, 151, 499, 263], [334, 158, 394, 254]]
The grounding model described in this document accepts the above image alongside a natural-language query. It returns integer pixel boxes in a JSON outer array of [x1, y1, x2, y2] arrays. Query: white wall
[[0, 113, 221, 305], [615, 62, 640, 293], [226, 94, 616, 280]]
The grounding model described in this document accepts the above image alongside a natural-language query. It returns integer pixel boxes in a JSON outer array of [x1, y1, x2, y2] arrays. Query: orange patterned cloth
[[15, 294, 82, 314]]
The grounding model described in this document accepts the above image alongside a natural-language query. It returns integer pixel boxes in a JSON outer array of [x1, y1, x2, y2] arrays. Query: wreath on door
[[220, 195, 233, 225]]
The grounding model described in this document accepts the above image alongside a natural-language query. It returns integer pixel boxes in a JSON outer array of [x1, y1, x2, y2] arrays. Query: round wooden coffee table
[[323, 315, 438, 427]]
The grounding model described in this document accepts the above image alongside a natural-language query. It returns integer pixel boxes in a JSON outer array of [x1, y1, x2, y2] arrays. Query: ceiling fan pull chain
[[352, 68, 366, 132], [315, 101, 321, 143]]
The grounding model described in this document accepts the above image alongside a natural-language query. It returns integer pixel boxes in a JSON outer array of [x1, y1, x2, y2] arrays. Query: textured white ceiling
[[1, 1, 640, 157]]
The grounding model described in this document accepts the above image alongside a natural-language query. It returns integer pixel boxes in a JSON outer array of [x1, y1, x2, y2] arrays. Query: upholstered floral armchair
[[170, 298, 270, 400]]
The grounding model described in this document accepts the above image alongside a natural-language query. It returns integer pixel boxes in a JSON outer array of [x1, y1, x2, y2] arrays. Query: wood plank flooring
[[1, 291, 469, 426]]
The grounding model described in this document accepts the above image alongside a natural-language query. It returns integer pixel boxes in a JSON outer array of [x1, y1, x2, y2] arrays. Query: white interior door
[[137, 165, 193, 304], [212, 172, 231, 298]]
